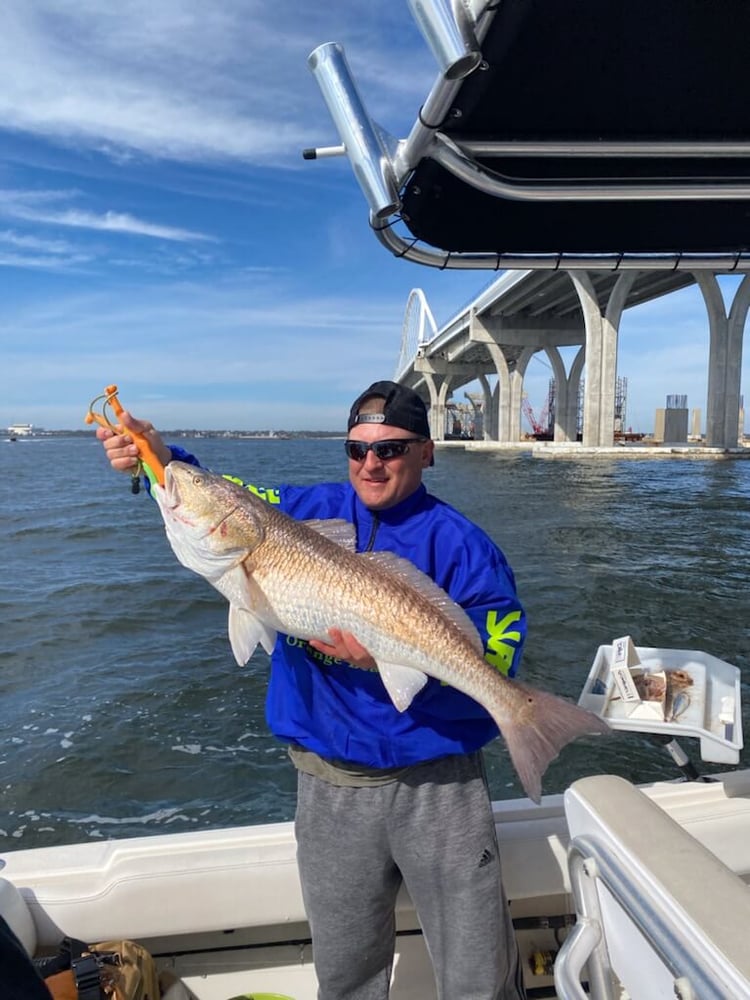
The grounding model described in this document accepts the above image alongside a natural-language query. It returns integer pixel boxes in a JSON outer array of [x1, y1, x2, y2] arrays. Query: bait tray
[[579, 643, 743, 764]]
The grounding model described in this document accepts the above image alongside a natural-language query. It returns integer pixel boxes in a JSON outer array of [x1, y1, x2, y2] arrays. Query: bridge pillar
[[470, 308, 586, 442], [432, 399, 446, 440], [543, 344, 583, 442], [469, 311, 516, 441], [569, 271, 637, 447], [557, 347, 586, 442], [416, 372, 443, 440], [497, 365, 519, 442], [695, 273, 749, 449], [476, 374, 493, 440], [488, 380, 499, 439], [414, 366, 481, 441]]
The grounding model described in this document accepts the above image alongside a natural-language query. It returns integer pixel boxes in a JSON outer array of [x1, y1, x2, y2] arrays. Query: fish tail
[[496, 681, 610, 804]]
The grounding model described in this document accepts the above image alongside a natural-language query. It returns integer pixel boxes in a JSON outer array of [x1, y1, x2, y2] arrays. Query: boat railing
[[554, 775, 750, 1000]]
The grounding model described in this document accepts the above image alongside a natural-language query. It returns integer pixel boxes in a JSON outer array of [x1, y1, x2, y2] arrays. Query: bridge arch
[[396, 289, 437, 382]]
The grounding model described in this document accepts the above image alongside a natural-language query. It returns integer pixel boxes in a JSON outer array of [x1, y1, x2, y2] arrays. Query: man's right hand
[[96, 411, 172, 474]]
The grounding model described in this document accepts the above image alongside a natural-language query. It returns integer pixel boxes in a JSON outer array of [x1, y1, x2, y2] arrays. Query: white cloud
[[0, 189, 213, 242], [0, 228, 72, 253], [0, 251, 89, 270], [30, 208, 213, 242], [0, 2, 433, 166]]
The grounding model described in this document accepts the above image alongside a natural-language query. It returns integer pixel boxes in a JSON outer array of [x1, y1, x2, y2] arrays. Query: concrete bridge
[[395, 269, 748, 449]]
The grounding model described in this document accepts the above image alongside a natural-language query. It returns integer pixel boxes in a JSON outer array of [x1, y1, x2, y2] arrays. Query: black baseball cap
[[348, 381, 431, 439]]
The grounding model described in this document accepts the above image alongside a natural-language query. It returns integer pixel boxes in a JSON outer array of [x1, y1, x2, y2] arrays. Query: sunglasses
[[344, 438, 425, 461]]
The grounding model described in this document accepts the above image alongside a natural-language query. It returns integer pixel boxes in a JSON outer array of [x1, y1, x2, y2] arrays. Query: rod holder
[[408, 0, 482, 80], [307, 42, 400, 220]]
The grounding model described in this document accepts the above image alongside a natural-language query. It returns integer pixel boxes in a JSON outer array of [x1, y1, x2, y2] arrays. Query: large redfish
[[154, 462, 608, 802]]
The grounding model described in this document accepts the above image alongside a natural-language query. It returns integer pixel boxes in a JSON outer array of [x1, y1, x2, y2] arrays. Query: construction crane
[[521, 393, 550, 438]]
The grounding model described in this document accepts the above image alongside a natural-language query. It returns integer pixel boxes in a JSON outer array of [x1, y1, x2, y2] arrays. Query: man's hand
[[96, 411, 172, 474], [308, 629, 377, 671]]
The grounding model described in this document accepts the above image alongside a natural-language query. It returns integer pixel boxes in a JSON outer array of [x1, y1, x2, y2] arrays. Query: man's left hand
[[308, 629, 377, 671]]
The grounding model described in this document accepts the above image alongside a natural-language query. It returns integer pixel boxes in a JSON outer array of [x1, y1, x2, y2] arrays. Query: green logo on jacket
[[484, 610, 522, 675]]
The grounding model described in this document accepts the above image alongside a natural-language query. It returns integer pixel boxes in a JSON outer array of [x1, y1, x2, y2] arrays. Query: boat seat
[[0, 877, 37, 957]]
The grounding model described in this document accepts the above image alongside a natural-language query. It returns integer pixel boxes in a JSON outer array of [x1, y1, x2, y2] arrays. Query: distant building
[[740, 395, 746, 441]]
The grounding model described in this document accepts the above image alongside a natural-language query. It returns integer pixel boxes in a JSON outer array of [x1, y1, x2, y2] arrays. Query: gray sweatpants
[[295, 752, 526, 1000]]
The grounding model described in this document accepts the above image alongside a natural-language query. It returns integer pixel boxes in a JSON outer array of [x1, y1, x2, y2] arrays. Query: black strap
[[72, 953, 104, 1000], [35, 936, 90, 978]]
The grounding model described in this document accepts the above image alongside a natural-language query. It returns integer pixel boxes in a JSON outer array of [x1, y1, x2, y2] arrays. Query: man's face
[[347, 422, 434, 510]]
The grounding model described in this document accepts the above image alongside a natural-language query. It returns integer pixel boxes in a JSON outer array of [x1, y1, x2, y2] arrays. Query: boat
[[2, 642, 748, 999], [6, 423, 34, 439]]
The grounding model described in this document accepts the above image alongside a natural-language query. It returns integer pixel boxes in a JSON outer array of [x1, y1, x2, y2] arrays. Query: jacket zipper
[[364, 513, 380, 552]]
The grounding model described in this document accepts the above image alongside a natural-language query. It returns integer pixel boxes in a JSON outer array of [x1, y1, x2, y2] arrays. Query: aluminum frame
[[306, 0, 750, 271]]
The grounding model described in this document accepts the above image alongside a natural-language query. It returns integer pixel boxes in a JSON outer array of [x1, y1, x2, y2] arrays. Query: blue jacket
[[168, 447, 526, 768]]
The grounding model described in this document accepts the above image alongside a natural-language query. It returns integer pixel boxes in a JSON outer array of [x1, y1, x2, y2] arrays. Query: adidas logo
[[478, 848, 494, 869]]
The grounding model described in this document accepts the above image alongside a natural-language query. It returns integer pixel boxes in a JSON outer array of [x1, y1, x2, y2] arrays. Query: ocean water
[[1, 435, 749, 850]]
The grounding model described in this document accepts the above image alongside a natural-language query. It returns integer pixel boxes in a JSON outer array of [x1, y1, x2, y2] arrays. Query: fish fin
[[376, 660, 429, 712], [209, 564, 255, 610], [364, 551, 483, 653], [494, 681, 610, 803], [302, 519, 356, 550], [228, 605, 277, 665]]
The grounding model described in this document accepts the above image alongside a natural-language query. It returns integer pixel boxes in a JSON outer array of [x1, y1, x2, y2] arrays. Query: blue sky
[[0, 1, 747, 435]]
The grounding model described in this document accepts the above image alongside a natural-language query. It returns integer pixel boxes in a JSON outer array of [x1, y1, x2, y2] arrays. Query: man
[[98, 380, 528, 1000], [0, 916, 52, 1000]]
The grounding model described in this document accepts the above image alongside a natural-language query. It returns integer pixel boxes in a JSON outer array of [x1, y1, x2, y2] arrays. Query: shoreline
[[435, 440, 750, 460]]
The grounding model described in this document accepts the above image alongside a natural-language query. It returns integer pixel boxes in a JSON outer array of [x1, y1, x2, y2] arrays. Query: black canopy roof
[[309, 1, 750, 268]]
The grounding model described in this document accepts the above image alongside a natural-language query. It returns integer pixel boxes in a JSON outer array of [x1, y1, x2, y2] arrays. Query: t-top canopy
[[306, 0, 750, 271]]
